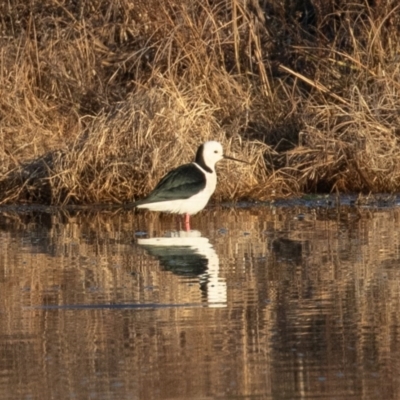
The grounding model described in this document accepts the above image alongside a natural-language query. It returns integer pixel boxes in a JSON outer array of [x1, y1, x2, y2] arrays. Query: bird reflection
[[137, 230, 226, 307]]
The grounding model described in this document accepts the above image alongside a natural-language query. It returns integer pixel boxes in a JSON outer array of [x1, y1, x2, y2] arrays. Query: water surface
[[0, 200, 400, 399]]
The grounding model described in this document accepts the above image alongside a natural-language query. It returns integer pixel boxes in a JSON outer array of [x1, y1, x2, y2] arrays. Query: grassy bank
[[1, 0, 400, 205]]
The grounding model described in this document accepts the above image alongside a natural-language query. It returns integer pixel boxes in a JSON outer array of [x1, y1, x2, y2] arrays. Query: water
[[0, 201, 400, 399]]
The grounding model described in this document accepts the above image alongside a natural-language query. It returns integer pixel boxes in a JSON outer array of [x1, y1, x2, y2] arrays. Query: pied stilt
[[132, 141, 248, 230]]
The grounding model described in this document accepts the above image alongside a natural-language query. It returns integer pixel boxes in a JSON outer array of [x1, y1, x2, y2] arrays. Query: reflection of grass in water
[[1, 206, 400, 398], [1, 2, 400, 204], [301, 194, 330, 201]]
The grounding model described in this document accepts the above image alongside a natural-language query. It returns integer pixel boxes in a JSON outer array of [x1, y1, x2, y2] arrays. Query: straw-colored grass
[[1, 0, 400, 204]]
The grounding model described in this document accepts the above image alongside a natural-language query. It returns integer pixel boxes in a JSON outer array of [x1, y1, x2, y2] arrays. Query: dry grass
[[0, 0, 400, 204]]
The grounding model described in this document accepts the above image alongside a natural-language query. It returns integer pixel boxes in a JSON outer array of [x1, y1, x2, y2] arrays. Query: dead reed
[[0, 0, 400, 204]]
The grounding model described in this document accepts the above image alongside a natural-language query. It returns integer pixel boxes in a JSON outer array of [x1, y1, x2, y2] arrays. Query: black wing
[[134, 163, 206, 205]]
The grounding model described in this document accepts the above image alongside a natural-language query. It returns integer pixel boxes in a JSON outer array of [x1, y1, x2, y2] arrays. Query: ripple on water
[[0, 204, 400, 399]]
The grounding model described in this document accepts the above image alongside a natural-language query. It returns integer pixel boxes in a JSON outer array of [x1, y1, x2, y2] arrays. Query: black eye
[[214, 150, 218, 153]]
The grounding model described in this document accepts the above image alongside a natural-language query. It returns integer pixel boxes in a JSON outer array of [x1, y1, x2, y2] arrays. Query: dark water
[[1, 201, 400, 399]]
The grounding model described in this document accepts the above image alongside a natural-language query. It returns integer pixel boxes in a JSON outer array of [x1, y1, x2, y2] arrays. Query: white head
[[195, 141, 224, 172], [194, 141, 248, 172]]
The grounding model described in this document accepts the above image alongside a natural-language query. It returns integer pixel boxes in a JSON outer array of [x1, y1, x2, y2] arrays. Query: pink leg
[[184, 213, 191, 231]]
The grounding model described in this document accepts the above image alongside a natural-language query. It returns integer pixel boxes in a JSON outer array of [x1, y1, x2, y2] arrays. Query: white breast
[[137, 163, 217, 215]]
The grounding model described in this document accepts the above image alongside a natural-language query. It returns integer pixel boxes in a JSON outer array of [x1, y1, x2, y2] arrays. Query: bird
[[131, 141, 248, 231]]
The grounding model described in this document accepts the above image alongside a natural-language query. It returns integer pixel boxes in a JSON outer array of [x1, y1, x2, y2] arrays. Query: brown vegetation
[[1, 0, 400, 204]]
